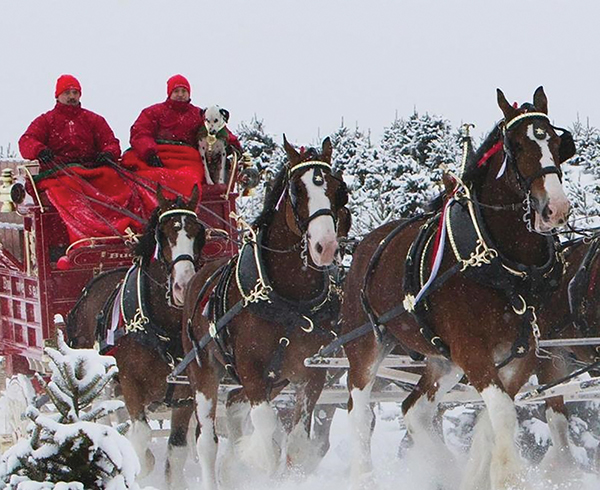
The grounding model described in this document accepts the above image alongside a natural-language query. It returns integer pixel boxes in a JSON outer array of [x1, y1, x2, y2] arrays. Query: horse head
[[496, 86, 571, 232], [154, 184, 205, 306], [282, 136, 350, 266]]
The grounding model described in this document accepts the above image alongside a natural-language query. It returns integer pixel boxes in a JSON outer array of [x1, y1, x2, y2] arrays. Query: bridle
[[155, 208, 202, 272], [286, 160, 344, 235], [501, 111, 563, 195]]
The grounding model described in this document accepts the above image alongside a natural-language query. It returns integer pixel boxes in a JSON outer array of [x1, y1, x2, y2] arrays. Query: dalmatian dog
[[198, 106, 231, 185]]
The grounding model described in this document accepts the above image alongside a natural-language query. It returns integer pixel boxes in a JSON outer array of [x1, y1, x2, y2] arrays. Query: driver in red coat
[[19, 74, 121, 170], [129, 74, 241, 167]]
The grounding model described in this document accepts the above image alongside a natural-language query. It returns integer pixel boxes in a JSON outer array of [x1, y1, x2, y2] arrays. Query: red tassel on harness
[[477, 140, 503, 167]]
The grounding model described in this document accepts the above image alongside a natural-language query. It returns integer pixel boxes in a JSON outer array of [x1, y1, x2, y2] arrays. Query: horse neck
[[477, 152, 550, 266], [142, 259, 181, 332], [261, 205, 325, 300]]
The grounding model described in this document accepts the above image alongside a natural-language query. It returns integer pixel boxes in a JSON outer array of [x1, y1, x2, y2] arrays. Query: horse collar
[[235, 230, 340, 327]]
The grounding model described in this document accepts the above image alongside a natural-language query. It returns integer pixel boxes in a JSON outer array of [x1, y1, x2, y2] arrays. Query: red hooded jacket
[[130, 99, 241, 161], [19, 103, 121, 169]]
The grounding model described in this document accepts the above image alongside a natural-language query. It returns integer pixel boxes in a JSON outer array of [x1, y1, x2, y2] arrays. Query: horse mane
[[253, 166, 288, 230], [253, 147, 323, 230], [461, 122, 504, 186], [133, 207, 160, 263]]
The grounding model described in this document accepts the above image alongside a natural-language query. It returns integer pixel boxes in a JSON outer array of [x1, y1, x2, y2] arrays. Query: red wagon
[[0, 159, 243, 376]]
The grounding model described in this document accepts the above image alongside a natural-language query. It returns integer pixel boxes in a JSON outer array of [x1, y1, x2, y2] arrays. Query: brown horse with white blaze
[[181, 137, 350, 489], [66, 185, 205, 489], [340, 87, 570, 490]]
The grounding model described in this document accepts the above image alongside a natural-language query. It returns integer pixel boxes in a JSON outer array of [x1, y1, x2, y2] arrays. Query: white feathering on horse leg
[[539, 407, 582, 484], [403, 366, 463, 490], [237, 402, 282, 475], [220, 399, 251, 485], [195, 392, 219, 490], [129, 419, 154, 478], [286, 418, 321, 474], [481, 385, 530, 490], [348, 384, 376, 490], [460, 409, 493, 490], [165, 444, 188, 490]]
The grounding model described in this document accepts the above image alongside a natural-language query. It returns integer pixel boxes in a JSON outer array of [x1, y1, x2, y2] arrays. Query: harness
[[96, 262, 183, 366], [568, 236, 600, 340], [312, 112, 566, 367], [180, 227, 342, 393], [173, 159, 345, 391], [402, 184, 563, 364], [92, 206, 200, 402]]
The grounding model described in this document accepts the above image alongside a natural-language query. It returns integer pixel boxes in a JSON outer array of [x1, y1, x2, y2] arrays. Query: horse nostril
[[316, 242, 323, 254], [542, 205, 551, 221]]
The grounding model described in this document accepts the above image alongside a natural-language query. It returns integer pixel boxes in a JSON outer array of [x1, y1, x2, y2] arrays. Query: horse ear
[[533, 86, 548, 114], [189, 184, 200, 209], [156, 184, 167, 208], [219, 108, 230, 123], [497, 88, 517, 121], [322, 137, 332, 162], [283, 134, 300, 164]]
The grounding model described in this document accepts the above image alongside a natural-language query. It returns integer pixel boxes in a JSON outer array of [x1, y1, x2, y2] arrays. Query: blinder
[[554, 126, 576, 163]]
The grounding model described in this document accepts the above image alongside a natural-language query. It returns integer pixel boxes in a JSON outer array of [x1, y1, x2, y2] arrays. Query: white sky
[[1, 0, 598, 155]]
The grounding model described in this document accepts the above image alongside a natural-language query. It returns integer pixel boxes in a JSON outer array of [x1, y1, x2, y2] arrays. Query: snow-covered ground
[[139, 402, 600, 490]]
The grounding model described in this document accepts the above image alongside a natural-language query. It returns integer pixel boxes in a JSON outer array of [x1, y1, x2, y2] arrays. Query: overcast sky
[[1, 0, 598, 156]]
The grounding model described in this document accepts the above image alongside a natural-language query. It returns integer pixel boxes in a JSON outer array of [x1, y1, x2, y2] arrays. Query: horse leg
[[165, 404, 194, 490], [237, 382, 282, 475], [286, 369, 327, 473], [401, 358, 464, 489], [119, 374, 155, 478], [225, 386, 251, 447], [460, 354, 531, 490], [129, 414, 155, 478], [313, 404, 338, 458], [537, 357, 580, 480], [311, 368, 345, 459], [190, 364, 221, 490], [346, 336, 392, 490]]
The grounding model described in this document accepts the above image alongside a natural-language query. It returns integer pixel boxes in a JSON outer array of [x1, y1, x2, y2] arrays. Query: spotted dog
[[198, 106, 231, 185]]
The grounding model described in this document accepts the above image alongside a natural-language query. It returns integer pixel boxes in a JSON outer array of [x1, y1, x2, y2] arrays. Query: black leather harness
[[97, 262, 184, 369], [402, 191, 563, 364], [199, 230, 341, 391]]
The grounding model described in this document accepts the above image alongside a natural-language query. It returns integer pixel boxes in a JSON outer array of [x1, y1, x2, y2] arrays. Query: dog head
[[202, 106, 230, 136]]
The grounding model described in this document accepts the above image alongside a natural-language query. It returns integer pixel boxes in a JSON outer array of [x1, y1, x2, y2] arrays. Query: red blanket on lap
[[35, 144, 205, 245], [37, 165, 146, 244], [121, 143, 205, 218]]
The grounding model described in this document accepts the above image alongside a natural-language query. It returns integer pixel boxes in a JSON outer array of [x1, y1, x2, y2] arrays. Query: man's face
[[170, 87, 190, 102], [57, 89, 81, 106]]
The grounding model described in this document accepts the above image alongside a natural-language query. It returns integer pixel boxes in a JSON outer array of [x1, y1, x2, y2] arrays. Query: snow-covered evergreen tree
[[235, 116, 286, 223], [330, 123, 378, 237], [349, 112, 460, 235], [562, 119, 600, 230], [0, 332, 140, 490]]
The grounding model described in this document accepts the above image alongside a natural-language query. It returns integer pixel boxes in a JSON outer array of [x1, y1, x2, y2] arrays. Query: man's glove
[[147, 154, 164, 167], [37, 148, 54, 164], [95, 152, 114, 166]]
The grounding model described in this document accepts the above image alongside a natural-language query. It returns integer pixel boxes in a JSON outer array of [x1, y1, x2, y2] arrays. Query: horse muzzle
[[171, 262, 196, 306], [533, 192, 570, 232]]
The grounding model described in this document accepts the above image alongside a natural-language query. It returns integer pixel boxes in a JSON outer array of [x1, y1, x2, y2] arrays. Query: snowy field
[[139, 402, 600, 490]]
